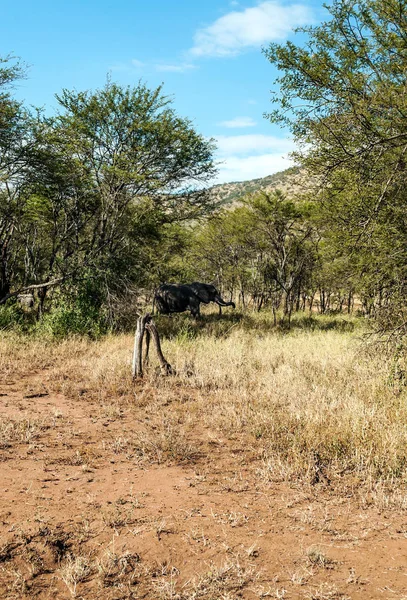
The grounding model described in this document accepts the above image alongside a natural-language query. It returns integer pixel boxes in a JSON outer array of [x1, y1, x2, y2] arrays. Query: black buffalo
[[154, 282, 235, 317]]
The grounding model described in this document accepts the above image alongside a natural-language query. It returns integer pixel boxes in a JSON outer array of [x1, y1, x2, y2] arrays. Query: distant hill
[[210, 166, 314, 206]]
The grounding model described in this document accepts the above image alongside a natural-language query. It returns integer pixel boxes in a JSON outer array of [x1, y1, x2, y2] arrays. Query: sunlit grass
[[2, 311, 407, 489]]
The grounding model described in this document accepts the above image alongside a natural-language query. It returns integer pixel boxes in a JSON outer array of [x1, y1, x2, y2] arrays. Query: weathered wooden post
[[132, 315, 144, 379], [132, 314, 148, 379], [132, 314, 173, 379]]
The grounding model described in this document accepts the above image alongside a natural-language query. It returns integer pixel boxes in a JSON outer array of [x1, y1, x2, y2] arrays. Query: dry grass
[[59, 554, 94, 597], [150, 557, 257, 600], [0, 416, 50, 449], [3, 313, 407, 598], [96, 548, 140, 588], [305, 546, 336, 569], [1, 312, 407, 490], [304, 583, 350, 599]]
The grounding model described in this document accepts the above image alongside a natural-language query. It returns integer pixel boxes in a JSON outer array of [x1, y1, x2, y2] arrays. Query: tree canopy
[[4, 8, 407, 337], [264, 0, 407, 332], [0, 75, 217, 323]]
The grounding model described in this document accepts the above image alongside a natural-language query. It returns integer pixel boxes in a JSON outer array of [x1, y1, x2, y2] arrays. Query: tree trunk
[[295, 287, 301, 312], [37, 286, 47, 319], [347, 291, 353, 314], [144, 328, 151, 366], [319, 289, 325, 314], [0, 241, 10, 302]]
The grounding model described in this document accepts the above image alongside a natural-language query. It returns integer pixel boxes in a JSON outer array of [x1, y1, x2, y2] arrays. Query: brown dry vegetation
[[1, 312, 407, 599]]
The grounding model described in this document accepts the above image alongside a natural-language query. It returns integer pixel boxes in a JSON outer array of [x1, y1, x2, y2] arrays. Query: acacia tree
[[264, 0, 407, 327], [191, 207, 255, 305], [54, 80, 216, 223], [188, 191, 317, 320], [245, 191, 316, 321], [0, 80, 217, 313], [0, 55, 28, 300]]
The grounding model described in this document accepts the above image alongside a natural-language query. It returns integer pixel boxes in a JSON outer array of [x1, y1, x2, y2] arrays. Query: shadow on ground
[[154, 310, 356, 340]]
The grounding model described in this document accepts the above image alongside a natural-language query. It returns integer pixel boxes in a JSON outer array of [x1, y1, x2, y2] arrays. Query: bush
[[37, 302, 107, 339], [0, 303, 34, 333], [36, 279, 109, 339]]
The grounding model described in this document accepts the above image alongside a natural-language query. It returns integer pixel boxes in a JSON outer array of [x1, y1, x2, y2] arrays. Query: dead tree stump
[[132, 314, 173, 379], [145, 318, 174, 375], [143, 328, 151, 367]]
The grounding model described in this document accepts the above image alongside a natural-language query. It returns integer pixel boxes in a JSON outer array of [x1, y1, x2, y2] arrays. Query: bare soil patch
[[1, 328, 407, 599]]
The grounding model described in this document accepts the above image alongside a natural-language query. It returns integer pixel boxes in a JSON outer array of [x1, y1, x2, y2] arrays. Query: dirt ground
[[1, 369, 407, 600]]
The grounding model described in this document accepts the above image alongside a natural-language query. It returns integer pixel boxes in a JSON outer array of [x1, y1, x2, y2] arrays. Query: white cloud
[[109, 59, 144, 72], [155, 63, 197, 73], [108, 62, 133, 72], [214, 152, 294, 183], [210, 133, 296, 183], [109, 59, 197, 75], [215, 134, 295, 155], [190, 1, 313, 57], [219, 116, 257, 128]]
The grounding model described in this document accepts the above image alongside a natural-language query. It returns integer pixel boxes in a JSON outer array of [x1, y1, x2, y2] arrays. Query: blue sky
[[3, 0, 326, 184]]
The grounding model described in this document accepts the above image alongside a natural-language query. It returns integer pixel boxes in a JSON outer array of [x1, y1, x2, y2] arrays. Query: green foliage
[[0, 304, 27, 332], [7, 23, 405, 337], [0, 54, 25, 134], [0, 74, 217, 328], [37, 304, 106, 339], [37, 280, 108, 339], [187, 190, 317, 319], [54, 80, 216, 220], [264, 0, 407, 332]]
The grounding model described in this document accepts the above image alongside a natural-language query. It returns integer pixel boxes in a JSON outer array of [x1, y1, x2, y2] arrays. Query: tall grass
[[2, 311, 406, 489]]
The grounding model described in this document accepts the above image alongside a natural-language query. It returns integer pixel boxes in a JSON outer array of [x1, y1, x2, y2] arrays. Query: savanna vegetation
[[1, 0, 407, 479], [3, 1, 407, 597], [3, 2, 407, 338], [2, 312, 407, 599]]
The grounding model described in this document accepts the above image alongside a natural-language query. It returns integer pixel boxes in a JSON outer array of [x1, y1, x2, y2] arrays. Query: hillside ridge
[[210, 165, 313, 205]]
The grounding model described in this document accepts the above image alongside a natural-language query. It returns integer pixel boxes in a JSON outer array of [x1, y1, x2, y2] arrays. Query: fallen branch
[[0, 277, 65, 305]]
